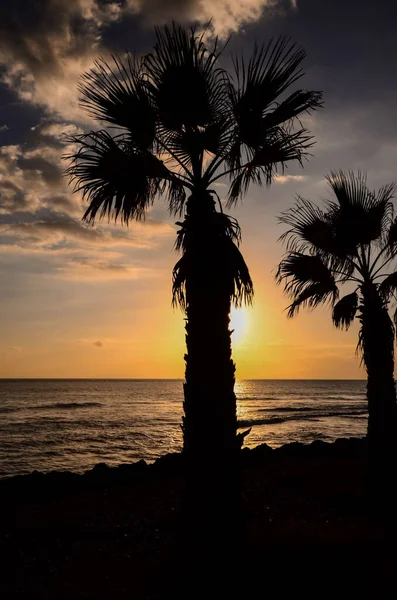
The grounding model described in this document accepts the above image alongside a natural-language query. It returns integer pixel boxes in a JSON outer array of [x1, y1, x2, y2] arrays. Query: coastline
[[1, 436, 366, 493], [4, 436, 395, 598]]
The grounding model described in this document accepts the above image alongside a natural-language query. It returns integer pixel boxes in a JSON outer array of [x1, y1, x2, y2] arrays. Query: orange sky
[[0, 177, 365, 380], [1, 0, 394, 379]]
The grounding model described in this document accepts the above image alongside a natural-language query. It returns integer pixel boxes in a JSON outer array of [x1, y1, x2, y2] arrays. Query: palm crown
[[66, 24, 321, 307], [276, 171, 397, 346]]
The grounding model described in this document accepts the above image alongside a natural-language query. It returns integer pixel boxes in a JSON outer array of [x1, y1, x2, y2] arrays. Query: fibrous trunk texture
[[180, 193, 242, 590], [361, 282, 397, 507]]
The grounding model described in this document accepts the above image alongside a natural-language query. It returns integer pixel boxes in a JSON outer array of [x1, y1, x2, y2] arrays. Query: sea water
[[0, 379, 367, 477]]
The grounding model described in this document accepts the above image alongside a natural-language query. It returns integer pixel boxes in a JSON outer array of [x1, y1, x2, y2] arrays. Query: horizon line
[[0, 377, 368, 381]]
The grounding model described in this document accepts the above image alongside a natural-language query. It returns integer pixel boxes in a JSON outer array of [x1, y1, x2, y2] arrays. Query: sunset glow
[[230, 307, 249, 344], [0, 0, 392, 380]]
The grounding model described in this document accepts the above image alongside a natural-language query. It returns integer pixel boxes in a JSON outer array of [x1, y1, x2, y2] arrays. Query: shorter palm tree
[[276, 171, 397, 497]]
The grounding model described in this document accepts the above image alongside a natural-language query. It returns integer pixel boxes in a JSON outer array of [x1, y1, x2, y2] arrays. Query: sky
[[0, 0, 396, 379]]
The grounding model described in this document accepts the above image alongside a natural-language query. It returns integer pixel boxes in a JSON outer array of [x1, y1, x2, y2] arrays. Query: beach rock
[[151, 453, 182, 475], [32, 469, 44, 478], [42, 471, 82, 492], [334, 437, 366, 456], [0, 437, 368, 500], [86, 462, 110, 477], [309, 439, 331, 457], [82, 459, 151, 486], [242, 443, 273, 467], [275, 441, 310, 458], [116, 460, 149, 482], [118, 459, 148, 474]]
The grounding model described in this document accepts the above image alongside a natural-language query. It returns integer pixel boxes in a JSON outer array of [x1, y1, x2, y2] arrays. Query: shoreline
[[1, 436, 366, 494], [5, 435, 395, 599]]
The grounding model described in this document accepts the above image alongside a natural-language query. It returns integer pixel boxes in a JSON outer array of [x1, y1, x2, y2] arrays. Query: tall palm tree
[[66, 23, 321, 540], [276, 171, 397, 498]]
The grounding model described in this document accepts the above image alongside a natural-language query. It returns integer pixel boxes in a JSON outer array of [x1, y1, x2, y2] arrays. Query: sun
[[229, 306, 248, 343]]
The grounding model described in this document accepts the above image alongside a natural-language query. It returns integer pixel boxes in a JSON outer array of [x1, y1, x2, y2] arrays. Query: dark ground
[[1, 438, 395, 599]]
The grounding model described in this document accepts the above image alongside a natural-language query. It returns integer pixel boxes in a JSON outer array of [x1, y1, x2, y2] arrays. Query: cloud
[[0, 238, 161, 281], [0, 0, 117, 121], [55, 258, 155, 281], [0, 205, 174, 282], [0, 211, 173, 249], [128, 0, 295, 37], [0, 139, 79, 215], [93, 340, 103, 347], [274, 175, 307, 184], [0, 125, 9, 132], [0, 0, 296, 123]]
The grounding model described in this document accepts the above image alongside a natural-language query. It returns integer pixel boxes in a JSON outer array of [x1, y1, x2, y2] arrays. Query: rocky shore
[[2, 437, 395, 599]]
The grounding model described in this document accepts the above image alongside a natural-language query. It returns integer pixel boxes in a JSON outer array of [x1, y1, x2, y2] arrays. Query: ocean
[[0, 379, 367, 478]]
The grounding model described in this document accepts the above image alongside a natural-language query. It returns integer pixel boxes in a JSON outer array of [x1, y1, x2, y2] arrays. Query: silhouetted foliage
[[277, 171, 397, 501], [66, 23, 322, 565]]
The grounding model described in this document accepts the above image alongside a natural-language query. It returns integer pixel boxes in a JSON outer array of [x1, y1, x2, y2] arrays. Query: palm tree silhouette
[[276, 171, 397, 499], [66, 23, 321, 540]]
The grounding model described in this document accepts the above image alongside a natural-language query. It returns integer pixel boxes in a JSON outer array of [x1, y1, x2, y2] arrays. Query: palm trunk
[[361, 283, 397, 506], [179, 192, 242, 587]]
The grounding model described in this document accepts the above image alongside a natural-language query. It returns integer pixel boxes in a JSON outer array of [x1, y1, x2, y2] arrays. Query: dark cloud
[[0, 180, 26, 212], [0, 213, 105, 245], [0, 207, 173, 257], [0, 1, 123, 121], [129, 0, 197, 23], [126, 0, 294, 37], [0, 0, 106, 77], [93, 340, 103, 347], [0, 141, 76, 215], [17, 156, 63, 187]]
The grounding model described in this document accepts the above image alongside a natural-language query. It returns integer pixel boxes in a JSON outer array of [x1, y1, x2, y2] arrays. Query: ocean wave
[[0, 407, 17, 414], [237, 396, 278, 401], [322, 395, 365, 400], [238, 417, 287, 427], [35, 402, 103, 410], [238, 409, 367, 428], [263, 405, 366, 414]]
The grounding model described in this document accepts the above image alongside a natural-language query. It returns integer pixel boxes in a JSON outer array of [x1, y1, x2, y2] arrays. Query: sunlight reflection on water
[[0, 379, 367, 476]]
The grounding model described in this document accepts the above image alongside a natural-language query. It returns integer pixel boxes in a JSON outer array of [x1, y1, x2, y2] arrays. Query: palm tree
[[276, 171, 397, 500], [66, 23, 321, 542]]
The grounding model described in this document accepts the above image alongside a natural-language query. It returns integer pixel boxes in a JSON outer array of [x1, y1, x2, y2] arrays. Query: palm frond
[[65, 130, 185, 223], [286, 281, 339, 317], [172, 237, 253, 311], [231, 38, 306, 145], [175, 210, 242, 252], [394, 307, 397, 340], [145, 23, 228, 132], [79, 55, 156, 151], [276, 252, 338, 317], [326, 170, 368, 209], [172, 253, 189, 310], [227, 36, 322, 166], [261, 89, 323, 131], [227, 239, 254, 308], [386, 215, 397, 254], [278, 196, 335, 254], [227, 128, 314, 205], [332, 292, 358, 329], [379, 271, 397, 302], [163, 115, 232, 174], [326, 171, 395, 246], [276, 252, 336, 293], [372, 182, 396, 240], [172, 206, 253, 311]]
